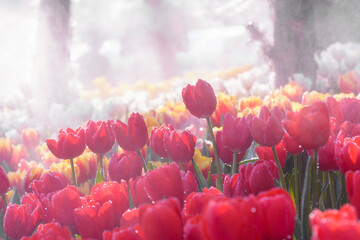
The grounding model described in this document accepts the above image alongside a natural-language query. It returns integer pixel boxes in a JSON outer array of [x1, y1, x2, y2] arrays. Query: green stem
[[2, 194, 7, 209], [271, 146, 287, 189], [98, 154, 104, 181], [339, 171, 348, 205], [294, 154, 300, 213], [328, 171, 336, 209], [301, 156, 312, 240], [238, 158, 259, 165], [137, 149, 148, 173], [312, 149, 319, 209], [206, 117, 223, 191], [70, 158, 77, 187], [231, 152, 238, 175]]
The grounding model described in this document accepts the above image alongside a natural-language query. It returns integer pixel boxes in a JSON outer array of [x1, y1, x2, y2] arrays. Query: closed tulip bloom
[[114, 113, 148, 152], [338, 71, 360, 95], [247, 106, 284, 147], [282, 133, 303, 155], [129, 176, 152, 207], [256, 188, 296, 240], [22, 128, 40, 151], [150, 125, 174, 158], [0, 165, 10, 195], [103, 227, 144, 240], [335, 136, 360, 173], [184, 187, 223, 217], [30, 171, 68, 197], [140, 198, 183, 240], [21, 222, 72, 240], [216, 131, 245, 164], [164, 130, 196, 163], [0, 137, 13, 164], [283, 102, 330, 150], [346, 171, 360, 217], [108, 152, 142, 182], [4, 203, 39, 240], [46, 127, 86, 159], [74, 200, 117, 239], [86, 120, 115, 154], [222, 113, 252, 153], [51, 185, 81, 227], [182, 79, 217, 118], [255, 141, 287, 169], [310, 205, 360, 240]]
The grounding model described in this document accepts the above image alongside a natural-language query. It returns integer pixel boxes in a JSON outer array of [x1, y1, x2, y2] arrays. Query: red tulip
[[22, 128, 40, 151], [30, 171, 68, 197], [51, 185, 81, 227], [335, 136, 360, 173], [164, 130, 196, 163], [103, 226, 144, 240], [223, 160, 278, 197], [216, 130, 245, 164], [283, 102, 330, 149], [74, 199, 117, 239], [21, 222, 72, 240], [310, 205, 360, 240], [184, 215, 208, 240], [181, 170, 198, 198], [114, 113, 148, 152], [202, 197, 263, 240], [129, 176, 152, 207], [0, 165, 9, 195], [346, 171, 360, 217], [143, 162, 184, 204], [256, 188, 296, 240], [90, 181, 129, 223], [222, 113, 253, 153], [317, 133, 338, 171], [182, 79, 217, 118], [247, 106, 284, 147], [4, 203, 39, 240], [46, 127, 86, 159], [150, 125, 174, 158], [283, 133, 303, 155], [108, 152, 142, 182], [327, 97, 360, 124], [120, 208, 139, 228], [255, 141, 287, 169], [139, 198, 183, 240], [86, 120, 115, 154]]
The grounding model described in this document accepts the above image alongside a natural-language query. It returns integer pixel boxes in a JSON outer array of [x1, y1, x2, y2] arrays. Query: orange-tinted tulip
[[22, 128, 40, 151]]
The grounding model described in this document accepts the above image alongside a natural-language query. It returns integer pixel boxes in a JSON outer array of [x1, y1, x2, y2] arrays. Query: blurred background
[[1, 0, 360, 137]]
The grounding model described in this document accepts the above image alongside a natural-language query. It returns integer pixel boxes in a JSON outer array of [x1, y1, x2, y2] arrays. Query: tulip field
[[2, 76, 360, 240]]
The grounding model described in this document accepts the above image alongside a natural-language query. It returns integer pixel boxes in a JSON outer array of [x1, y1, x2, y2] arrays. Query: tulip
[[103, 227, 144, 240], [256, 188, 296, 240], [182, 79, 217, 119], [181, 170, 199, 199], [0, 137, 13, 164], [22, 128, 40, 151], [335, 136, 360, 173], [283, 101, 330, 150], [74, 200, 117, 239], [46, 127, 86, 160], [222, 113, 252, 153], [202, 197, 263, 240], [139, 198, 183, 240], [86, 120, 115, 154], [24, 166, 45, 193], [317, 133, 338, 171], [210, 93, 237, 127], [346, 171, 360, 217], [223, 160, 278, 196], [216, 130, 245, 165], [0, 165, 10, 195], [282, 133, 303, 155], [114, 113, 148, 152], [255, 141, 287, 169], [9, 144, 29, 171], [30, 171, 68, 197], [120, 208, 139, 228], [309, 205, 360, 240], [90, 181, 129, 223], [184, 216, 208, 240], [108, 152, 142, 182], [73, 151, 98, 184], [51, 185, 81, 227], [339, 98, 360, 124], [338, 71, 360, 94], [129, 176, 152, 207], [164, 130, 196, 163], [4, 203, 39, 240], [184, 187, 223, 217], [21, 222, 72, 240], [149, 124, 174, 158], [247, 106, 284, 147]]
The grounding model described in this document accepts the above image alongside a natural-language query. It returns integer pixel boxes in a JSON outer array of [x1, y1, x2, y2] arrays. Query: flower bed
[[1, 76, 360, 239]]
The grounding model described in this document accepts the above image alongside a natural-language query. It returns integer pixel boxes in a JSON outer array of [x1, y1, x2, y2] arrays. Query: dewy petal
[[46, 139, 63, 159]]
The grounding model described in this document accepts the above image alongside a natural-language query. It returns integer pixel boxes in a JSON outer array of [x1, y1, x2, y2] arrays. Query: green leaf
[[10, 188, 20, 205], [0, 209, 6, 238], [192, 158, 209, 191], [201, 139, 210, 157], [95, 168, 103, 184], [128, 187, 135, 209], [293, 216, 302, 240], [75, 234, 82, 239], [147, 161, 156, 171], [274, 178, 281, 188]]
